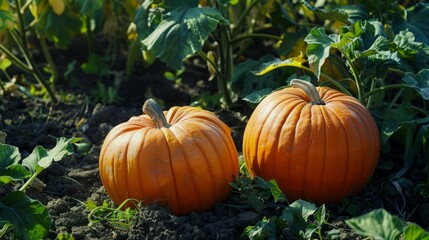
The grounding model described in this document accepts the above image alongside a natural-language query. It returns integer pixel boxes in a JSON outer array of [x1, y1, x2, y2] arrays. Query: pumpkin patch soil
[[1, 59, 410, 240]]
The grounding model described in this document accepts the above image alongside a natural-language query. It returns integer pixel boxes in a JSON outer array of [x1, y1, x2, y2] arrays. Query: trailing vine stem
[[290, 79, 326, 105], [143, 99, 171, 128], [337, 48, 364, 103]]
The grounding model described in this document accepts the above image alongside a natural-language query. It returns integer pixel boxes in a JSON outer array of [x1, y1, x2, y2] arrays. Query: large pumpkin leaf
[[0, 191, 51, 240], [346, 209, 403, 240], [381, 103, 415, 146], [0, 165, 31, 187], [393, 31, 429, 71], [252, 53, 306, 76], [140, 0, 229, 69], [304, 27, 338, 80], [0, 0, 14, 31], [281, 200, 318, 236], [0, 144, 30, 187], [230, 55, 287, 98], [34, 0, 83, 48], [0, 144, 20, 168], [241, 217, 277, 240], [48, 0, 66, 15], [403, 69, 429, 100], [403, 223, 429, 240], [392, 3, 429, 45], [73, 0, 103, 16], [134, 0, 162, 40], [301, 0, 350, 24], [22, 137, 78, 174]]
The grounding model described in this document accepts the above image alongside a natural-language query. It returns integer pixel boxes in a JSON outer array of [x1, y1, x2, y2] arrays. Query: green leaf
[[0, 191, 51, 240], [73, 0, 103, 16], [281, 199, 317, 236], [253, 54, 306, 76], [141, 1, 229, 69], [57, 232, 75, 240], [231, 55, 287, 98], [301, 0, 350, 24], [392, 30, 429, 71], [345, 209, 403, 240], [22, 137, 77, 174], [0, 58, 12, 71], [0, 165, 31, 186], [0, 0, 14, 31], [21, 146, 47, 174], [134, 0, 162, 40], [392, 3, 429, 45], [243, 88, 272, 104], [403, 223, 429, 240], [0, 144, 30, 186], [81, 53, 110, 75], [254, 177, 286, 203], [359, 36, 391, 57], [403, 69, 429, 100], [35, 5, 83, 48], [381, 103, 414, 147], [241, 217, 277, 240], [304, 27, 338, 80], [0, 144, 21, 169]]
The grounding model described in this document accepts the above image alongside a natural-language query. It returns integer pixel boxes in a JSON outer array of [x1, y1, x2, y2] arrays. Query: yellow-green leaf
[[48, 0, 66, 15], [0, 0, 9, 11], [0, 0, 14, 31], [254, 53, 306, 76]]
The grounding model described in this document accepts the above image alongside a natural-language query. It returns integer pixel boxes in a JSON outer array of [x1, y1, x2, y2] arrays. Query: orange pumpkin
[[99, 99, 239, 215], [243, 79, 380, 204]]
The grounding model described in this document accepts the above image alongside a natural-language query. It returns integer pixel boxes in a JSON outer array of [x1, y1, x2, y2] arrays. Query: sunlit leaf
[[403, 223, 429, 240], [0, 191, 51, 240], [0, 0, 14, 31], [304, 27, 338, 80], [0, 58, 11, 71], [346, 209, 403, 240], [253, 53, 305, 76], [0, 0, 9, 11], [48, 0, 66, 15], [22, 137, 78, 174], [140, 0, 229, 69], [393, 31, 429, 71]]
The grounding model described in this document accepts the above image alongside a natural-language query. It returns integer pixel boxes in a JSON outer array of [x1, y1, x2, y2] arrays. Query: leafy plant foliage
[[0, 137, 79, 240]]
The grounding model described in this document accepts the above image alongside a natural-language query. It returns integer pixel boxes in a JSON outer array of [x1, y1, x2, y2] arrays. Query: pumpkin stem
[[142, 99, 171, 128], [290, 79, 325, 105]]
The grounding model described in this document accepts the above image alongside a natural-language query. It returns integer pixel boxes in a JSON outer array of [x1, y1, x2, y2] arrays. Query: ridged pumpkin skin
[[243, 83, 380, 204], [99, 103, 239, 216]]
